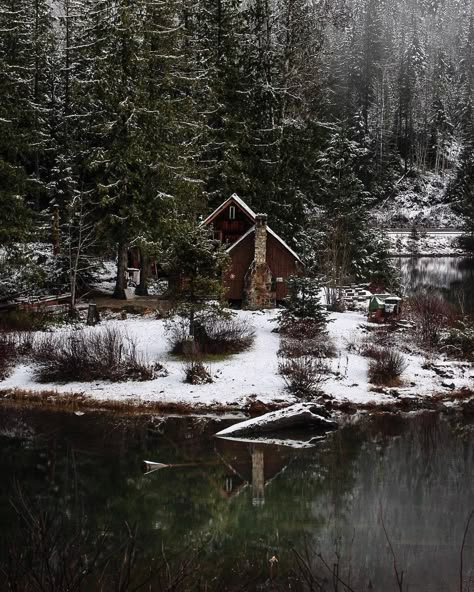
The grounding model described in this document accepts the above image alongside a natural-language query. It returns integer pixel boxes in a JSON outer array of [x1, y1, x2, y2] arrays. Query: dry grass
[[367, 347, 408, 386], [0, 388, 235, 415]]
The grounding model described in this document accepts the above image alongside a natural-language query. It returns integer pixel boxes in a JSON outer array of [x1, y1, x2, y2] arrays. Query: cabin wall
[[226, 233, 299, 301], [266, 234, 299, 300], [226, 233, 254, 300]]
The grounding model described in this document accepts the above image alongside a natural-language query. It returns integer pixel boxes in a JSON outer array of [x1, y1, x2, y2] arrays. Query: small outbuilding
[[202, 194, 302, 308], [368, 294, 402, 322]]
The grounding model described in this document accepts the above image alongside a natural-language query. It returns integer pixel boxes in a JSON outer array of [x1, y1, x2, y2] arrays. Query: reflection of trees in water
[[0, 408, 472, 591], [310, 414, 474, 591], [399, 257, 474, 313]]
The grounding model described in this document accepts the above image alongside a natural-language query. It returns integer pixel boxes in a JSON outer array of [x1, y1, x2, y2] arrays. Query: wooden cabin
[[202, 194, 302, 308]]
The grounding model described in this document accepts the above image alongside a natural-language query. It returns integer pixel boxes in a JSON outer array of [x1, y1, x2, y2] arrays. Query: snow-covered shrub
[[168, 313, 255, 356], [367, 348, 408, 386], [442, 320, 474, 360], [183, 360, 213, 385], [279, 355, 329, 400], [407, 292, 457, 347], [32, 326, 153, 383]]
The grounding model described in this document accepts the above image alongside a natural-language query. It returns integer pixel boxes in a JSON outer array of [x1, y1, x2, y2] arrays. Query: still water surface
[[398, 256, 474, 313], [0, 408, 472, 591]]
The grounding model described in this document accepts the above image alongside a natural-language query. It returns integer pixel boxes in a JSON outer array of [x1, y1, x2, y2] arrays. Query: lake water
[[398, 256, 474, 313], [0, 407, 472, 591]]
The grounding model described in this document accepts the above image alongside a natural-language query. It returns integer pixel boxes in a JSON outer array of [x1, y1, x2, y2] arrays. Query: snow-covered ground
[[1, 310, 472, 410]]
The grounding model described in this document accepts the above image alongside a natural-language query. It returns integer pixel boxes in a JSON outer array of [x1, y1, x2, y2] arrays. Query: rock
[[215, 402, 338, 437]]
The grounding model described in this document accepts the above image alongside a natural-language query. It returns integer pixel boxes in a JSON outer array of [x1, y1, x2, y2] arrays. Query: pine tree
[[164, 221, 230, 336], [0, 0, 55, 245], [280, 275, 328, 331]]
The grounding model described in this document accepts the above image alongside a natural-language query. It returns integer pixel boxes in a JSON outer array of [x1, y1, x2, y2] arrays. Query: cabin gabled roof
[[202, 193, 257, 226], [202, 193, 302, 264]]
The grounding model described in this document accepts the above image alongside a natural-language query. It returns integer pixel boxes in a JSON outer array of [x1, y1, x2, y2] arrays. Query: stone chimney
[[254, 213, 268, 266], [243, 213, 275, 310]]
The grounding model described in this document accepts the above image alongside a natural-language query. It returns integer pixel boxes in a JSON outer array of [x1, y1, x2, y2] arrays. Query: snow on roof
[[267, 226, 302, 263], [202, 193, 257, 226], [206, 193, 302, 263], [226, 224, 302, 264]]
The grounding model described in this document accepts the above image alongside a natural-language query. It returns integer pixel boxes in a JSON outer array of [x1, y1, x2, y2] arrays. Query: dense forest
[[0, 0, 473, 298]]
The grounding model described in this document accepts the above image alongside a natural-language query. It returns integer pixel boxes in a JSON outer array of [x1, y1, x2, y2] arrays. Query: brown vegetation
[[169, 315, 255, 356], [31, 326, 155, 383], [367, 347, 408, 386], [407, 292, 457, 348]]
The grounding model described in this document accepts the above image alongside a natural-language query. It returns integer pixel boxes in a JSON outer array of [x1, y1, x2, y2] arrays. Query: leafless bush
[[280, 334, 336, 359], [407, 292, 457, 348], [0, 333, 17, 379], [169, 314, 255, 355], [368, 347, 408, 386], [279, 356, 329, 399], [183, 360, 213, 384], [32, 326, 154, 383], [280, 318, 327, 340]]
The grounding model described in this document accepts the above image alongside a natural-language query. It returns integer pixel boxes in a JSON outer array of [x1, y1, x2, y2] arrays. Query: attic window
[[229, 205, 236, 220]]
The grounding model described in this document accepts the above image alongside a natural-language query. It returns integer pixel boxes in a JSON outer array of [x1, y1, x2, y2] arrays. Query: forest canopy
[[0, 0, 472, 296]]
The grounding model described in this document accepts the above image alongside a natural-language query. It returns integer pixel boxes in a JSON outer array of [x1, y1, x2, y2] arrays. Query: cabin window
[[229, 205, 236, 220]]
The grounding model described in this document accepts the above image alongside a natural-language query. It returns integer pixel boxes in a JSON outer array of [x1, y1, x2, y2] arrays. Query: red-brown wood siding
[[211, 205, 253, 246], [225, 233, 254, 300], [266, 234, 299, 300], [225, 231, 299, 300]]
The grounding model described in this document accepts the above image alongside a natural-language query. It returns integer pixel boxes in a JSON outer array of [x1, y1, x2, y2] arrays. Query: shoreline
[[2, 385, 472, 417]]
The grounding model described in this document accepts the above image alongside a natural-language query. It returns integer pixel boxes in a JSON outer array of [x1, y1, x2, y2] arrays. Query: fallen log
[[215, 402, 338, 437]]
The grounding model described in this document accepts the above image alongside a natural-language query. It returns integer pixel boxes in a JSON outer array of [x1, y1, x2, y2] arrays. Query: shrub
[[367, 348, 408, 386], [0, 309, 55, 332], [279, 334, 336, 359], [442, 320, 474, 359], [280, 318, 327, 340], [32, 326, 154, 383], [407, 292, 457, 347], [278, 355, 329, 399], [183, 360, 213, 385], [0, 333, 17, 380], [168, 314, 255, 356]]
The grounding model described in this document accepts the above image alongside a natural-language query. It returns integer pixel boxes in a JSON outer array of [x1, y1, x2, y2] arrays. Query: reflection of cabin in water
[[216, 438, 291, 506], [203, 195, 303, 308]]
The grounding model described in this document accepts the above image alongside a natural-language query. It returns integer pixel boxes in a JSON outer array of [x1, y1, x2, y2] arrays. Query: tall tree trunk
[[135, 250, 149, 296], [113, 241, 128, 299]]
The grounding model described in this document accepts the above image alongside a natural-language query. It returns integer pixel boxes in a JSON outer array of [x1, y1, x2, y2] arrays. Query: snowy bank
[[1, 310, 472, 412]]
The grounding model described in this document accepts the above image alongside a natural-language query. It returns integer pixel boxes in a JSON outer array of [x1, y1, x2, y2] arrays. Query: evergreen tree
[[280, 275, 328, 331], [164, 222, 230, 336]]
